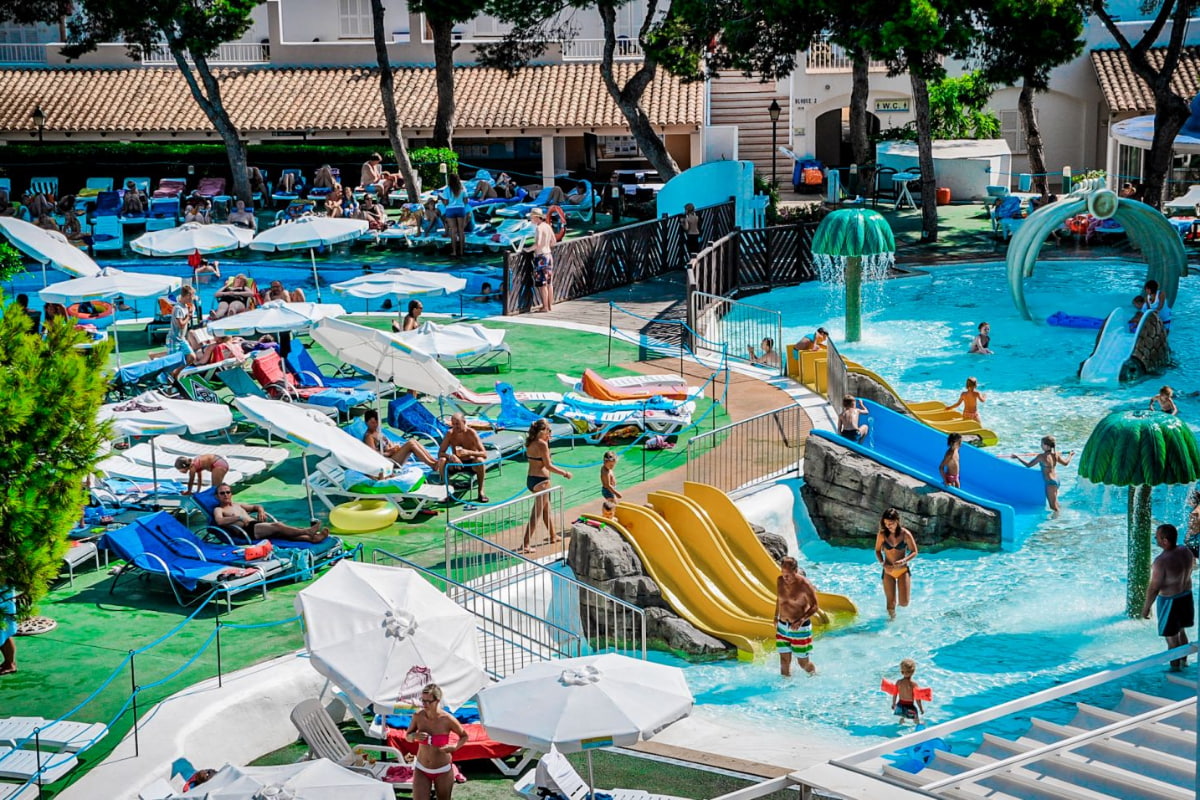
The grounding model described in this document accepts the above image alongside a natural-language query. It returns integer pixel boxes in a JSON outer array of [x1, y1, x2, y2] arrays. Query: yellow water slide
[[787, 347, 999, 446]]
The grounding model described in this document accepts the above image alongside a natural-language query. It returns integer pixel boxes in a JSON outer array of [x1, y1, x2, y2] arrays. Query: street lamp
[[768, 100, 781, 189], [31, 105, 45, 144]]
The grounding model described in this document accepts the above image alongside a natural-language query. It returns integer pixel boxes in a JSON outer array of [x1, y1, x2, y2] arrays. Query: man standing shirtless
[[776, 556, 821, 676], [435, 413, 489, 504], [212, 484, 329, 542], [1143, 523, 1195, 672]]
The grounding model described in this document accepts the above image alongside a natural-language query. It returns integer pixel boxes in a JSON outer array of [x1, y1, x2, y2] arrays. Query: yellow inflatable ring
[[329, 499, 399, 533]]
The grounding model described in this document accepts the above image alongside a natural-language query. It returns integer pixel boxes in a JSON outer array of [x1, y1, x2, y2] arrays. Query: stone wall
[[801, 434, 1002, 549]]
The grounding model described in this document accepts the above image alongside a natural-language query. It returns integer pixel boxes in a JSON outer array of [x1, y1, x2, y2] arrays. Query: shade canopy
[[39, 268, 182, 304], [0, 216, 102, 277], [1078, 409, 1200, 486], [207, 300, 347, 336], [476, 653, 692, 754], [130, 222, 254, 257], [249, 217, 368, 252], [394, 321, 506, 360], [331, 268, 467, 301], [233, 396, 391, 475], [295, 561, 488, 712], [810, 208, 896, 258], [192, 759, 393, 800], [99, 390, 233, 438], [310, 317, 463, 398]]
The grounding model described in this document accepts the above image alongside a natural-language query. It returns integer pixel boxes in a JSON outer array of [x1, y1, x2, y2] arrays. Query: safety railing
[[372, 548, 587, 678], [561, 37, 644, 61], [687, 290, 784, 376], [688, 223, 819, 303], [141, 41, 270, 65], [685, 405, 811, 494], [0, 42, 47, 64], [445, 488, 647, 659], [804, 35, 889, 73]]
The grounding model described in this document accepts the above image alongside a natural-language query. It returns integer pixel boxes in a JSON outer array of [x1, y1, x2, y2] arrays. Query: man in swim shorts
[[212, 484, 329, 543], [776, 556, 820, 676], [1143, 523, 1195, 672]]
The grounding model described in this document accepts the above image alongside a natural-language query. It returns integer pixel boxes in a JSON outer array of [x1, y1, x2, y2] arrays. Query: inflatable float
[[1047, 310, 1105, 329], [67, 300, 117, 329], [329, 498, 399, 533]]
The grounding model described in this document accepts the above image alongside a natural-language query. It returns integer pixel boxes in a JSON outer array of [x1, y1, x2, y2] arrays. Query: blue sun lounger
[[495, 186, 555, 218]]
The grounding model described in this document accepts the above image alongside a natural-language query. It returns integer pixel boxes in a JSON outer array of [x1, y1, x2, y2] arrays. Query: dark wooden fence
[[688, 222, 820, 300], [502, 201, 737, 315]]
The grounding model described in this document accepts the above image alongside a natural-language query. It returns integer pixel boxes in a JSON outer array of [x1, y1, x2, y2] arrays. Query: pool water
[[658, 258, 1195, 754], [7, 246, 505, 320]]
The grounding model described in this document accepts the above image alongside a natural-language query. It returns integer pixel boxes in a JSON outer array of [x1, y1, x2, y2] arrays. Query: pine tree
[[0, 269, 111, 623]]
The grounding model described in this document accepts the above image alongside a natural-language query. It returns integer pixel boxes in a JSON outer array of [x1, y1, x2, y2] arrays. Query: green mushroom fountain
[[810, 208, 896, 343]]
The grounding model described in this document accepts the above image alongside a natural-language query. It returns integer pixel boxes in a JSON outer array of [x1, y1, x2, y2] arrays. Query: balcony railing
[[141, 41, 269, 65], [561, 37, 643, 61], [0, 43, 48, 65], [805, 36, 887, 73]]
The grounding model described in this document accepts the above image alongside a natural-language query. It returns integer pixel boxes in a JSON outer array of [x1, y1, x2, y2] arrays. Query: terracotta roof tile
[[1091, 46, 1200, 114], [0, 63, 701, 136]]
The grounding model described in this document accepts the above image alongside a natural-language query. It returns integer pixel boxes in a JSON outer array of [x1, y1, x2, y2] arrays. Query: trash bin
[[935, 187, 951, 206]]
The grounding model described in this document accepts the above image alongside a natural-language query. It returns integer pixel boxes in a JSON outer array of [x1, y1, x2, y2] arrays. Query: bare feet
[[548, 536, 561, 545], [0, 664, 16, 676]]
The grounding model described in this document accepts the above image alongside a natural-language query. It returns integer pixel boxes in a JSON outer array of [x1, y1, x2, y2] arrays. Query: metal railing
[[445, 488, 647, 659], [372, 549, 586, 679], [805, 35, 888, 73], [141, 41, 270, 65], [687, 290, 783, 376], [0, 42, 47, 64], [685, 405, 812, 494], [561, 37, 644, 61]]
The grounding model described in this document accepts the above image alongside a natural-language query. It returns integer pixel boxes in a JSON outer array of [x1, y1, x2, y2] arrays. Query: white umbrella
[[40, 268, 182, 365], [395, 320, 506, 360], [99, 390, 234, 500], [331, 268, 467, 302], [207, 300, 347, 336], [188, 758, 392, 800], [249, 217, 368, 302], [0, 216, 101, 280], [477, 654, 693, 797], [310, 317, 463, 398], [233, 395, 391, 517], [130, 222, 254, 257], [295, 561, 488, 712]]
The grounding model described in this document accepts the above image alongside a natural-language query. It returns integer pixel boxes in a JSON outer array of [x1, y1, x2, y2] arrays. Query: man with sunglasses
[[212, 484, 329, 542]]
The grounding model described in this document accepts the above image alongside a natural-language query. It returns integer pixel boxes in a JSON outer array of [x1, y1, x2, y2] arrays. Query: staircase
[[881, 673, 1196, 799], [708, 72, 789, 189]]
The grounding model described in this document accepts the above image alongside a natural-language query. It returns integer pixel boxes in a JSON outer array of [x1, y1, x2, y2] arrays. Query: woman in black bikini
[[521, 419, 572, 553], [874, 507, 918, 618]]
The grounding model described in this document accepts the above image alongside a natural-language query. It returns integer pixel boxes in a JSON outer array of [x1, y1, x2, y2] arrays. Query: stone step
[[1012, 725, 1196, 789]]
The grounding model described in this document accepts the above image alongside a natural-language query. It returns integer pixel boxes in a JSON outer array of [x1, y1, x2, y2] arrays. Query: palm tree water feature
[[1078, 409, 1200, 616], [810, 208, 895, 343]]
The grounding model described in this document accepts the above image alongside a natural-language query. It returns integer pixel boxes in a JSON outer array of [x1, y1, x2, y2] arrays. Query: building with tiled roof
[[1090, 46, 1200, 115]]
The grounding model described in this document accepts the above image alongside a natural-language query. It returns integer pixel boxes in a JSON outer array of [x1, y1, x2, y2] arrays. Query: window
[[338, 0, 373, 39], [1119, 144, 1143, 185], [999, 109, 1027, 155], [471, 15, 511, 38]]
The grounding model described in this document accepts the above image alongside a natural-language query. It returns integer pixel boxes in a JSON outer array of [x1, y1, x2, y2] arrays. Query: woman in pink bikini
[[406, 684, 467, 800], [175, 454, 230, 494]]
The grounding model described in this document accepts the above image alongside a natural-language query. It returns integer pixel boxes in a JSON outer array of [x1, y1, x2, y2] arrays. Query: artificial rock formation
[[801, 434, 1002, 549]]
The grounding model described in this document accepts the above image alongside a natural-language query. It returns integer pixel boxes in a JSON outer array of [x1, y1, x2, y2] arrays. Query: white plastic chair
[[289, 699, 411, 788]]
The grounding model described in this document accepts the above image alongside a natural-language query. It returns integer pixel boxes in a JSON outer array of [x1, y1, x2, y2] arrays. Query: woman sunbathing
[[209, 275, 256, 320]]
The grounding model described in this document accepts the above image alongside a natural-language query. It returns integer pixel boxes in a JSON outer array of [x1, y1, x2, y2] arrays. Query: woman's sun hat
[[529, 207, 546, 218]]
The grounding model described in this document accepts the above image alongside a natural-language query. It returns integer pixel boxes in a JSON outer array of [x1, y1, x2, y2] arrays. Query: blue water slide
[[812, 400, 1045, 545]]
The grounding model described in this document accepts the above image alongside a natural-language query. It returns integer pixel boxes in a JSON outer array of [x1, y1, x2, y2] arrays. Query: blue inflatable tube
[[1047, 311, 1105, 329], [813, 400, 1046, 545]]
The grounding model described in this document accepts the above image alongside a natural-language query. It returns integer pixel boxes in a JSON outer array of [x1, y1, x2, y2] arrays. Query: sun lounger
[[61, 540, 107, 586], [152, 178, 187, 198], [151, 433, 288, 467], [553, 394, 693, 442], [146, 196, 180, 232], [0, 781, 40, 800], [495, 186, 555, 218], [74, 177, 114, 211], [557, 370, 699, 402], [488, 383, 576, 441], [271, 169, 305, 206], [211, 366, 339, 420], [0, 717, 108, 753], [0, 747, 77, 785], [285, 341, 394, 397], [109, 352, 188, 400], [97, 453, 245, 489], [250, 350, 375, 419], [290, 699, 412, 787], [120, 442, 265, 482], [28, 177, 58, 198], [387, 395, 521, 456], [306, 456, 451, 519], [88, 190, 124, 251], [513, 746, 657, 800]]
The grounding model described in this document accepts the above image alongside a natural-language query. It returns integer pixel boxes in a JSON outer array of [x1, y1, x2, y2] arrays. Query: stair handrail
[[921, 695, 1195, 792]]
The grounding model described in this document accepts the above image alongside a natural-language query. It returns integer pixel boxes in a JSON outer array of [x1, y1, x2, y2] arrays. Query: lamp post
[[31, 105, 45, 144], [768, 100, 781, 189]]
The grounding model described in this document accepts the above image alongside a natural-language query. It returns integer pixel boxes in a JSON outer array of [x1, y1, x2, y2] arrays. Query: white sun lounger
[[120, 444, 265, 482], [1164, 184, 1200, 211], [556, 372, 703, 399], [513, 746, 662, 800], [97, 454, 244, 488], [0, 747, 78, 784], [0, 782, 38, 800], [152, 434, 289, 467], [0, 717, 107, 753], [306, 457, 451, 519]]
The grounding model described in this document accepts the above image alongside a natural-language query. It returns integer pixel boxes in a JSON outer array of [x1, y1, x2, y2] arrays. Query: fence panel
[[504, 200, 736, 315], [685, 405, 813, 494], [688, 291, 783, 375]]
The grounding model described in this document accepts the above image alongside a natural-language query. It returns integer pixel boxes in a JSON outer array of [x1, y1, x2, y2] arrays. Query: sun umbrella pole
[[150, 436, 159, 504], [309, 247, 322, 303], [303, 453, 316, 521], [112, 304, 123, 369], [587, 750, 596, 800]]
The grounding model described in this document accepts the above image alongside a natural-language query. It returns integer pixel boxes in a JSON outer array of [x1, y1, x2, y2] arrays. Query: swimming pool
[[644, 258, 1195, 760], [6, 246, 505, 319]]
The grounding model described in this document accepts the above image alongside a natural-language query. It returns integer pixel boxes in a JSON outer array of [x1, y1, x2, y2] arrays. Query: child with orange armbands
[[881, 658, 931, 723]]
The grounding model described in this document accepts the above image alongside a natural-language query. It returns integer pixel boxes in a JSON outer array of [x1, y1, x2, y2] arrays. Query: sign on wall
[[875, 98, 911, 113]]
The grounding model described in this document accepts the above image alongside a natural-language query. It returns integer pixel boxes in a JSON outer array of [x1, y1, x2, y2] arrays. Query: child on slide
[[939, 433, 962, 488]]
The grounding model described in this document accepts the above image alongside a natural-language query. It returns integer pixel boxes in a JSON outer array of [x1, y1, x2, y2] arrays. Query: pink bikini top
[[427, 733, 451, 747]]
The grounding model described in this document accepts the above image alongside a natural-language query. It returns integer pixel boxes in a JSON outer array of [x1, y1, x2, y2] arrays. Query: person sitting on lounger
[[212, 484, 329, 542], [359, 152, 398, 200], [227, 200, 256, 230], [435, 413, 489, 503], [313, 164, 338, 192], [210, 274, 256, 320], [355, 195, 387, 231], [121, 182, 146, 215], [175, 454, 231, 495], [471, 180, 497, 202], [363, 409, 438, 470], [248, 166, 268, 199], [546, 185, 587, 205]]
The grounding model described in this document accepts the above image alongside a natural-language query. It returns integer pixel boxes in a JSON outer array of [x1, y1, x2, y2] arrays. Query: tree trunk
[[430, 16, 456, 150], [1141, 96, 1190, 209], [849, 52, 872, 195], [170, 48, 250, 204], [1019, 83, 1047, 196], [598, 1, 680, 179], [1127, 484, 1153, 617], [909, 69, 938, 243], [371, 0, 419, 202]]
